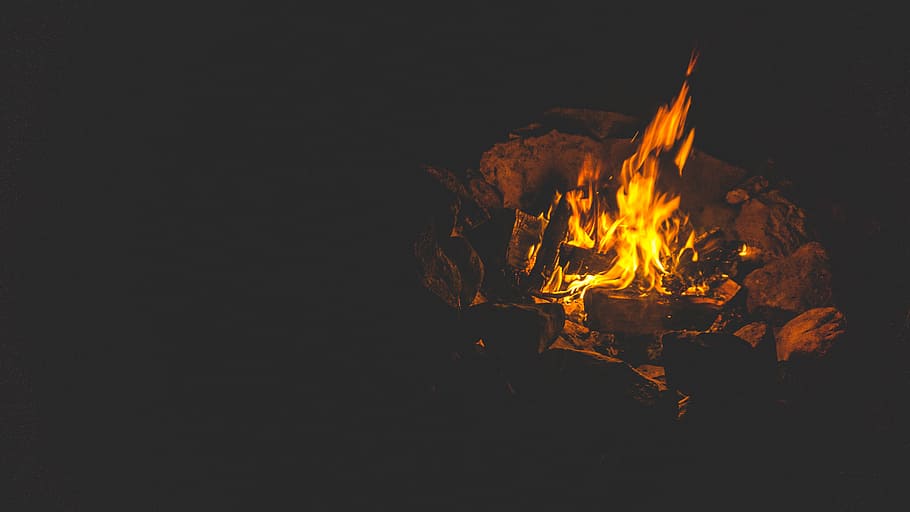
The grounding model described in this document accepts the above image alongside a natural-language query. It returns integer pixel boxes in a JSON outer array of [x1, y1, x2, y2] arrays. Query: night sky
[[5, 3, 910, 509]]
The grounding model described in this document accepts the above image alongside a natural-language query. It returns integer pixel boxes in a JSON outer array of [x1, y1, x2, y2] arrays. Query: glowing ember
[[543, 52, 702, 299]]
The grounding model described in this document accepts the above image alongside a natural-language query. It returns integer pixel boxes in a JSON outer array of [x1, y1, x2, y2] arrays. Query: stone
[[478, 131, 605, 213], [733, 321, 770, 349], [694, 202, 738, 236], [743, 241, 834, 322], [467, 172, 504, 210], [734, 189, 813, 261], [776, 307, 847, 361], [656, 148, 749, 219], [725, 188, 750, 205]]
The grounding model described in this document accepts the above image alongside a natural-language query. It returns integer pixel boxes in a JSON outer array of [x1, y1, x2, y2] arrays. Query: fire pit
[[412, 53, 847, 423]]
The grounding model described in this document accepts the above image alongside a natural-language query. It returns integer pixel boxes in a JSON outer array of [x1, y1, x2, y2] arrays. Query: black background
[[5, 3, 910, 509]]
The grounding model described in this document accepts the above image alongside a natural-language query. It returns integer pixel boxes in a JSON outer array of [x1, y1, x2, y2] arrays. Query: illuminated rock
[[775, 307, 846, 361], [743, 241, 833, 322]]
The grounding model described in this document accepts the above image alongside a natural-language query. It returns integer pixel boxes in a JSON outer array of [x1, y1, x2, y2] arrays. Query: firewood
[[523, 192, 571, 291], [584, 288, 721, 336], [557, 243, 619, 277], [506, 209, 546, 274]]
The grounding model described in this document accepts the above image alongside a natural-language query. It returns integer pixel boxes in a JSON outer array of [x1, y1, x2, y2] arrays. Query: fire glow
[[542, 53, 704, 299]]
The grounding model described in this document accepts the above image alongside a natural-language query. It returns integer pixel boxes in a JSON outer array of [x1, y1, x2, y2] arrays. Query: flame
[[544, 52, 701, 298]]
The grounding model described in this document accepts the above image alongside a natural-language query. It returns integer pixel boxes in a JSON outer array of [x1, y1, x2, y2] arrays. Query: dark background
[[4, 3, 910, 509]]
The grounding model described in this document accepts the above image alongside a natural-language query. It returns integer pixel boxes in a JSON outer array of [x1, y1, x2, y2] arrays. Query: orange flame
[[545, 52, 700, 298]]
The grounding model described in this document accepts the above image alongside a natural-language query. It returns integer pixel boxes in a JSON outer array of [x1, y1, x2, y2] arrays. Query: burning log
[[583, 288, 720, 337], [725, 175, 771, 205], [583, 290, 676, 336], [525, 192, 571, 292], [556, 243, 619, 277], [506, 209, 546, 274]]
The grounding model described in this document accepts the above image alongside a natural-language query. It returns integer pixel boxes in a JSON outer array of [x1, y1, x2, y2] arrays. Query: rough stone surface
[[725, 175, 770, 204], [743, 241, 834, 322], [734, 189, 812, 261], [776, 307, 847, 361], [694, 202, 737, 237], [725, 188, 750, 205], [479, 131, 604, 213], [467, 173, 504, 210], [655, 149, 748, 218]]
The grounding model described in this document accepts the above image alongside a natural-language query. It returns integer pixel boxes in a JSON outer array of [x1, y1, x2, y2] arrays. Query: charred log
[[506, 209, 546, 274], [557, 243, 619, 277], [525, 192, 571, 291], [583, 289, 719, 336]]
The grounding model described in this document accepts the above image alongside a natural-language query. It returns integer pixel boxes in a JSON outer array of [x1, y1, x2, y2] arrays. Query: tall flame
[[545, 52, 700, 298]]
